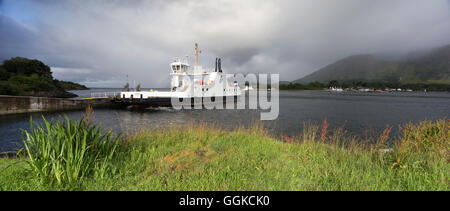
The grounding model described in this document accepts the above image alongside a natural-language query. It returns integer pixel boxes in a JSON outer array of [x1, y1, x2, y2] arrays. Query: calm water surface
[[0, 89, 448, 152]]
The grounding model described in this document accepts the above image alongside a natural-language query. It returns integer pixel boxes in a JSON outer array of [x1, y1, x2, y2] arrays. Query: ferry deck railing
[[90, 92, 121, 99]]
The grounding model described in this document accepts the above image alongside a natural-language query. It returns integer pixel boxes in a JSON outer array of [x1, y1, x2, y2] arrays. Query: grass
[[21, 117, 120, 186], [0, 114, 448, 191]]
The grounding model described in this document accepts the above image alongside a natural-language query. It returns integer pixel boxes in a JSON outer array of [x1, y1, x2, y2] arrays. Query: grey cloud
[[0, 15, 39, 60], [1, 0, 449, 87]]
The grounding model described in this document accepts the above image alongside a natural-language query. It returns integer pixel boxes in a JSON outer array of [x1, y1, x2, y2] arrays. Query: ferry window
[[172, 66, 176, 70], [176, 65, 180, 70]]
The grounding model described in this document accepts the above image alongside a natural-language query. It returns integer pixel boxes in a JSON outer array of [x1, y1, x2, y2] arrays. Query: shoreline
[[278, 89, 449, 93]]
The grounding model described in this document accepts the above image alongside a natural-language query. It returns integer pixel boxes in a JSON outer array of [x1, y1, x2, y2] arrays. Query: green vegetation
[[21, 107, 120, 186], [54, 80, 89, 91], [0, 116, 448, 191], [294, 44, 450, 85], [0, 57, 88, 98], [279, 82, 326, 90]]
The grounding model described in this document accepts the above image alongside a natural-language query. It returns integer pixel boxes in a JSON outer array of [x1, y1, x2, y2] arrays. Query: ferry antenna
[[194, 43, 201, 70]]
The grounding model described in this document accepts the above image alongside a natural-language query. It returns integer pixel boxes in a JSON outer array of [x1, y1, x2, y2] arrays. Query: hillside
[[294, 45, 450, 84], [55, 80, 89, 91], [0, 57, 88, 98]]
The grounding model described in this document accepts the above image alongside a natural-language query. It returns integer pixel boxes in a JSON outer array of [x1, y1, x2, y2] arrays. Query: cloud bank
[[1, 0, 450, 87]]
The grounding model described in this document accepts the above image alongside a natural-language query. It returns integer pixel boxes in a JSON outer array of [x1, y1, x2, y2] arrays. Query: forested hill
[[0, 57, 88, 98], [294, 44, 450, 84]]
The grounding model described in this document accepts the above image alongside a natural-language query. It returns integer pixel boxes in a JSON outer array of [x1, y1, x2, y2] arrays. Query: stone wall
[[0, 95, 119, 115]]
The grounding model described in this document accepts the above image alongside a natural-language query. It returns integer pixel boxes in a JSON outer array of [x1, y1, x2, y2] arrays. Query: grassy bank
[[0, 116, 448, 191]]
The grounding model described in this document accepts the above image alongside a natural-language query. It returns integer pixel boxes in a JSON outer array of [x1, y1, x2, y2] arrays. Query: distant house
[[329, 87, 343, 92]]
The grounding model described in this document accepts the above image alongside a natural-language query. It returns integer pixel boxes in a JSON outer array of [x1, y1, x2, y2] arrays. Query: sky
[[1, 0, 450, 88]]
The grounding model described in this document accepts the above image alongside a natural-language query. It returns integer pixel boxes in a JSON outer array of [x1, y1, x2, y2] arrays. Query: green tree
[[328, 80, 339, 88], [0, 66, 9, 80], [2, 57, 53, 79]]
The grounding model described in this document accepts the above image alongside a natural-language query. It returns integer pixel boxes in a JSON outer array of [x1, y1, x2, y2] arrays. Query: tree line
[[279, 80, 450, 91]]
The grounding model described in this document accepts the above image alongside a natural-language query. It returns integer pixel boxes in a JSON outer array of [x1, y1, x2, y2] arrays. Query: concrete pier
[[0, 95, 121, 115]]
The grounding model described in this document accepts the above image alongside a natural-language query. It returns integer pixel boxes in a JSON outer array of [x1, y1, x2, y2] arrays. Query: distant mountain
[[294, 45, 450, 84], [279, 81, 292, 85]]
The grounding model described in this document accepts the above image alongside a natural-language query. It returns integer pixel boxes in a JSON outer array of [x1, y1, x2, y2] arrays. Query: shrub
[[0, 81, 21, 95], [391, 119, 449, 169]]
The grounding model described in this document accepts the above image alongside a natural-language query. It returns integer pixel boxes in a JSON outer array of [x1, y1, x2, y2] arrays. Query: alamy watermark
[[171, 73, 279, 120]]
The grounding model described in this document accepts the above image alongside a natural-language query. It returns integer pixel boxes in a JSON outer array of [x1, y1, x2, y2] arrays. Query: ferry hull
[[119, 96, 239, 108]]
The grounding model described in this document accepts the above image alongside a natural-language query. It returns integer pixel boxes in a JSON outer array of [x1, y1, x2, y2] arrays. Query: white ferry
[[119, 43, 242, 108]]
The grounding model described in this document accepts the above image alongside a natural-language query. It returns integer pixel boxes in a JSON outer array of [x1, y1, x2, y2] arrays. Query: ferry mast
[[194, 43, 201, 69]]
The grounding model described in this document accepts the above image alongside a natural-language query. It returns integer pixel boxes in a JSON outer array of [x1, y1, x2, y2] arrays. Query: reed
[[391, 119, 449, 169], [320, 118, 329, 143], [21, 114, 121, 186]]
